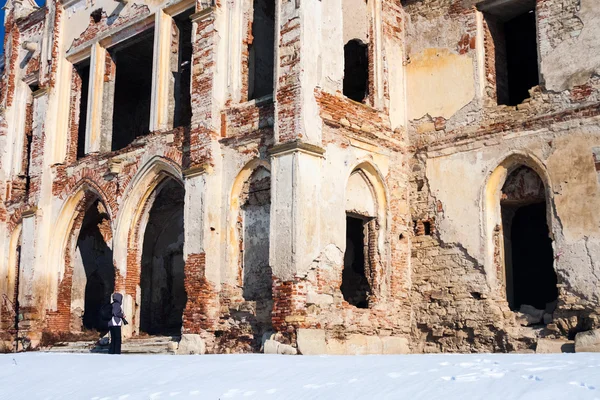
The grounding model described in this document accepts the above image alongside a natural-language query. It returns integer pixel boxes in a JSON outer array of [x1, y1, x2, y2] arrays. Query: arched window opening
[[72, 199, 115, 331], [240, 167, 272, 333], [501, 166, 557, 312], [140, 179, 187, 336], [342, 0, 369, 102], [343, 40, 369, 103]]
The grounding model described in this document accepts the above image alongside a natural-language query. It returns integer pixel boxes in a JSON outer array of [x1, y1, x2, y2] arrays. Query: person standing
[[108, 293, 125, 355]]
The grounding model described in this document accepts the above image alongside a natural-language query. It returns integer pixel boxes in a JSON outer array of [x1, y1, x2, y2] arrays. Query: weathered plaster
[[541, 0, 600, 91], [407, 48, 475, 120]]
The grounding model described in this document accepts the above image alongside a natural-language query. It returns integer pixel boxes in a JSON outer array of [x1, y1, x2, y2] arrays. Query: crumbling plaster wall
[[415, 120, 600, 349], [273, 121, 412, 352], [404, 4, 480, 123], [403, 0, 600, 351], [540, 0, 600, 92], [426, 124, 600, 296], [404, 0, 600, 139], [6, 0, 600, 355]]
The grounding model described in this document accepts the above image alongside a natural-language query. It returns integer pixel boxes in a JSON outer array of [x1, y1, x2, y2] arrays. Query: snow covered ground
[[1, 352, 599, 400]]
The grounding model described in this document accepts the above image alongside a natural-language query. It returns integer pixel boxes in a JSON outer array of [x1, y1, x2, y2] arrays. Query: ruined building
[[0, 0, 599, 354]]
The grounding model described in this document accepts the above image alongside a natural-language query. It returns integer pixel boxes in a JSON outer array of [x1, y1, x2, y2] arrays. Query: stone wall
[[0, 0, 599, 354], [405, 0, 600, 352]]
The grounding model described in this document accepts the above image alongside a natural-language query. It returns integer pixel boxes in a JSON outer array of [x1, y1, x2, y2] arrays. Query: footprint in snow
[[457, 362, 476, 368], [481, 370, 505, 379], [118, 396, 130, 400], [439, 362, 450, 366], [525, 366, 567, 372], [442, 373, 479, 382], [243, 391, 256, 397], [149, 393, 162, 400], [569, 381, 596, 390], [348, 378, 359, 383], [169, 392, 181, 397], [222, 389, 242, 398], [387, 372, 403, 379], [521, 375, 543, 382], [188, 390, 200, 396], [304, 384, 323, 389], [265, 389, 277, 394]]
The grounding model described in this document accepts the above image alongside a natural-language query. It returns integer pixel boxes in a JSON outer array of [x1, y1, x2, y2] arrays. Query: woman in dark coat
[[108, 293, 125, 355]]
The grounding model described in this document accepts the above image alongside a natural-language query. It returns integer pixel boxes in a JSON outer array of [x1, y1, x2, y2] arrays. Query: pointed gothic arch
[[342, 160, 390, 307], [483, 152, 558, 311], [46, 180, 115, 332], [112, 157, 185, 335]]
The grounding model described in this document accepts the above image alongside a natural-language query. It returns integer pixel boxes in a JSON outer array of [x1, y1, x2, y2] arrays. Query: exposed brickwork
[[2, 0, 600, 355], [275, 5, 302, 143], [182, 253, 219, 333], [45, 191, 102, 332], [69, 5, 151, 51], [537, 0, 584, 58], [221, 99, 274, 138]]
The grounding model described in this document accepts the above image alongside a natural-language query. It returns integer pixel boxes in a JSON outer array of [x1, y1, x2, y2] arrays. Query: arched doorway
[[500, 166, 558, 311], [139, 178, 186, 335], [71, 199, 115, 331]]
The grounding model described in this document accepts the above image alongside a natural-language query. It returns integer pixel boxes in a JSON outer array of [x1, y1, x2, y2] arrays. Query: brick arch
[[111, 156, 183, 336], [7, 209, 24, 234], [56, 168, 118, 217], [482, 151, 555, 293], [46, 182, 114, 332]]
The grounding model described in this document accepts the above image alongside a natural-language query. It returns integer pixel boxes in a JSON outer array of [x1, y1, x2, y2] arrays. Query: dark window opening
[[343, 39, 368, 102], [140, 179, 187, 336], [483, 2, 539, 106], [75, 61, 90, 159], [77, 200, 115, 331], [91, 8, 103, 23], [22, 84, 38, 197], [110, 30, 154, 151], [14, 243, 21, 332], [341, 216, 372, 308], [503, 202, 557, 311], [423, 221, 431, 236], [173, 9, 193, 128], [248, 0, 275, 100]]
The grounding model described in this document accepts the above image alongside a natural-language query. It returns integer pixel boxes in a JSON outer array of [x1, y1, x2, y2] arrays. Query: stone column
[[181, 166, 220, 334], [268, 1, 327, 333], [150, 10, 174, 132], [17, 211, 39, 337], [268, 143, 324, 332], [86, 43, 107, 154]]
